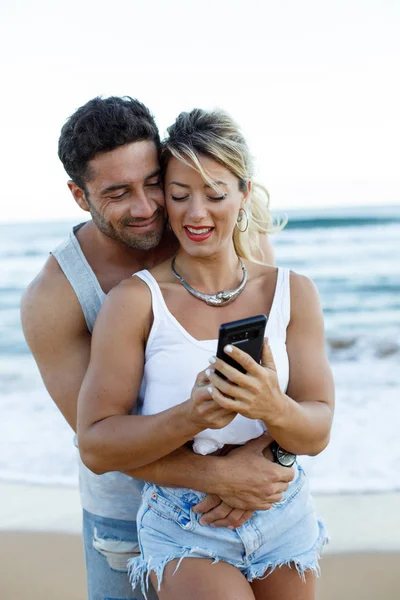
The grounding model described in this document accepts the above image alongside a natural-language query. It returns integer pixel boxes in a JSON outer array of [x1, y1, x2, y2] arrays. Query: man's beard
[[88, 203, 166, 250]]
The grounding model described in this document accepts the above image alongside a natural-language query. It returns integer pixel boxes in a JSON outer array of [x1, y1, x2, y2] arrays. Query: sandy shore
[[1, 482, 399, 599]]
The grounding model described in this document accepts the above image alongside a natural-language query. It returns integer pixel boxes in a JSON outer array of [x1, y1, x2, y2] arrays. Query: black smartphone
[[215, 314, 267, 379]]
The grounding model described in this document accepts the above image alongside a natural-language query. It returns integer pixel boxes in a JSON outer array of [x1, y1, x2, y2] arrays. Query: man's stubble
[[88, 200, 166, 251]]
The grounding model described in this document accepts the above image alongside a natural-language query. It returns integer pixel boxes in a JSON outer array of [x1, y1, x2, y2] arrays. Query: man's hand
[[192, 433, 294, 527], [193, 494, 254, 529]]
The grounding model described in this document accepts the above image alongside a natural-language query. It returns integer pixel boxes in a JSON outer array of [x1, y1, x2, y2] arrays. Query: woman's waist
[[142, 461, 301, 507], [141, 462, 304, 525]]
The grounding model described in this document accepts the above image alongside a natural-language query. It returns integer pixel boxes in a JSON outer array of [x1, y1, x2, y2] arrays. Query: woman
[[78, 108, 334, 600]]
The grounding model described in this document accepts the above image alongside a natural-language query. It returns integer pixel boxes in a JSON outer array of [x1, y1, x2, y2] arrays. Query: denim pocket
[[144, 486, 197, 531]]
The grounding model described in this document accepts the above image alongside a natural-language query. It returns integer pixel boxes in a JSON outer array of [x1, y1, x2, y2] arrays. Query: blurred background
[[1, 0, 399, 495]]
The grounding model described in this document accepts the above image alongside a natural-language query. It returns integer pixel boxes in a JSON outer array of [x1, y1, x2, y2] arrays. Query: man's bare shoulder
[[21, 254, 87, 343]]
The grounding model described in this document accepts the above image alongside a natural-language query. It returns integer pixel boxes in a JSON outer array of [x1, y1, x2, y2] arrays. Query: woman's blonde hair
[[161, 108, 285, 263]]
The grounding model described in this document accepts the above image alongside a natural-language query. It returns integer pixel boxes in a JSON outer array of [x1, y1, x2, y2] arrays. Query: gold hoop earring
[[236, 208, 249, 233]]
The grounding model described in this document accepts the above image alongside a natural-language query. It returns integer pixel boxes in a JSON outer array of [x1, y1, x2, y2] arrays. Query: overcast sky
[[1, 0, 399, 223]]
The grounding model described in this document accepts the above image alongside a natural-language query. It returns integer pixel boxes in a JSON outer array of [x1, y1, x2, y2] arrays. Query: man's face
[[83, 141, 166, 250]]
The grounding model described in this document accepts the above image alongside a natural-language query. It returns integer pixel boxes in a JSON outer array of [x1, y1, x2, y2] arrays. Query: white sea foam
[[0, 384, 78, 487], [0, 355, 399, 494], [301, 359, 400, 493]]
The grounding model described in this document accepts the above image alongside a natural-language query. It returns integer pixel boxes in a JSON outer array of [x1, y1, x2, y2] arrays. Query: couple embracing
[[22, 96, 334, 600]]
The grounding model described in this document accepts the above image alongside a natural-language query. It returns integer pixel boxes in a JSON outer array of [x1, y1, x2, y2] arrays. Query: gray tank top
[[52, 223, 144, 520]]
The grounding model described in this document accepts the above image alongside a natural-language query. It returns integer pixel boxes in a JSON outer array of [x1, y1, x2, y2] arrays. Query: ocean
[[1, 205, 399, 494]]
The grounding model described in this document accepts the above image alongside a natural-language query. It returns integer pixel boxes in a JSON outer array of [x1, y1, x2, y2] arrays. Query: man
[[21, 96, 293, 600]]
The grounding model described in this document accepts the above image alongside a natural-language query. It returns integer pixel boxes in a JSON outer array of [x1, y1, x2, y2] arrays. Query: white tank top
[[136, 268, 291, 455]]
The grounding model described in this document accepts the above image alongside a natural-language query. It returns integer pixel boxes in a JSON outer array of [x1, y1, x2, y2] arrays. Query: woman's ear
[[242, 180, 252, 206]]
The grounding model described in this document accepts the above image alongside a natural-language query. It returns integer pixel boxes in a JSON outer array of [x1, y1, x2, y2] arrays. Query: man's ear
[[67, 181, 90, 212]]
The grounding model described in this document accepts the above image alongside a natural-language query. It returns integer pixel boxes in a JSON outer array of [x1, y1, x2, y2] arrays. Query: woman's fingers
[[196, 398, 237, 427], [207, 370, 251, 402], [260, 339, 277, 370], [195, 368, 212, 387], [208, 358, 249, 386], [206, 384, 241, 413], [209, 339, 276, 381], [189, 373, 238, 430]]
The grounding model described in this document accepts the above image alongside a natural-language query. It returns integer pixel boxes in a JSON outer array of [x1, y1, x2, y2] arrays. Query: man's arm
[[125, 433, 292, 510], [124, 434, 293, 529], [21, 256, 91, 431]]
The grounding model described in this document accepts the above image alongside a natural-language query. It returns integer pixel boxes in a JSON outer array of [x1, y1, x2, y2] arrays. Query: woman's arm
[[77, 277, 236, 474], [77, 278, 196, 473], [266, 272, 334, 454], [206, 272, 335, 456]]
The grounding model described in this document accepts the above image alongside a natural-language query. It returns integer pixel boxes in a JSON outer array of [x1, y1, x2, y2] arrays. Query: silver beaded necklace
[[171, 255, 248, 307]]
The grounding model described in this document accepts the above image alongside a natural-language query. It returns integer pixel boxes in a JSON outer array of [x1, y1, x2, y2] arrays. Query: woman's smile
[[184, 225, 215, 242]]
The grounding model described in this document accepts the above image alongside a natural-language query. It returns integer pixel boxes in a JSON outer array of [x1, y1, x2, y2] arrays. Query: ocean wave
[[273, 205, 400, 230], [327, 334, 400, 361], [0, 471, 78, 488], [0, 249, 45, 258], [283, 216, 400, 230]]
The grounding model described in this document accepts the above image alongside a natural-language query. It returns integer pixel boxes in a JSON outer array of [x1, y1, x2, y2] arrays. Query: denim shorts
[[82, 509, 158, 600], [128, 464, 327, 597]]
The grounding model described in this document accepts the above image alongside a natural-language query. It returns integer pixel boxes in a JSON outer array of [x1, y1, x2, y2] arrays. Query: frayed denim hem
[[128, 520, 328, 598], [128, 546, 220, 599], [246, 519, 328, 584]]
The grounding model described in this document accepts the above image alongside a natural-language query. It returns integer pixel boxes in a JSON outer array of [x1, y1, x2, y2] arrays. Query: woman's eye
[[208, 195, 226, 201], [171, 195, 189, 201]]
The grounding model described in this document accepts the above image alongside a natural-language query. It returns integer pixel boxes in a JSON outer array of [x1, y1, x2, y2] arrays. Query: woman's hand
[[185, 368, 238, 432], [204, 274, 334, 457], [206, 340, 288, 427]]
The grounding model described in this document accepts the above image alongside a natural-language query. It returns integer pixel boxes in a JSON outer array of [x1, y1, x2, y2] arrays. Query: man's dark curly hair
[[58, 96, 160, 190]]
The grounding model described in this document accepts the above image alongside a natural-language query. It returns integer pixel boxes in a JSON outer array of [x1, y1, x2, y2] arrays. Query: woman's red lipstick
[[184, 226, 214, 242]]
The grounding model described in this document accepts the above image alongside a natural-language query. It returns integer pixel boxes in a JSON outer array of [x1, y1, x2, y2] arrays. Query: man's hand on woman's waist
[[192, 433, 294, 528]]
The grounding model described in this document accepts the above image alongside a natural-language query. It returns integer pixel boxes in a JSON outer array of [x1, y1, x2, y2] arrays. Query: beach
[[1, 482, 399, 599]]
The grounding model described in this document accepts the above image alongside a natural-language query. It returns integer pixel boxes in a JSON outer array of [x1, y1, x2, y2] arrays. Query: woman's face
[[164, 154, 248, 258]]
